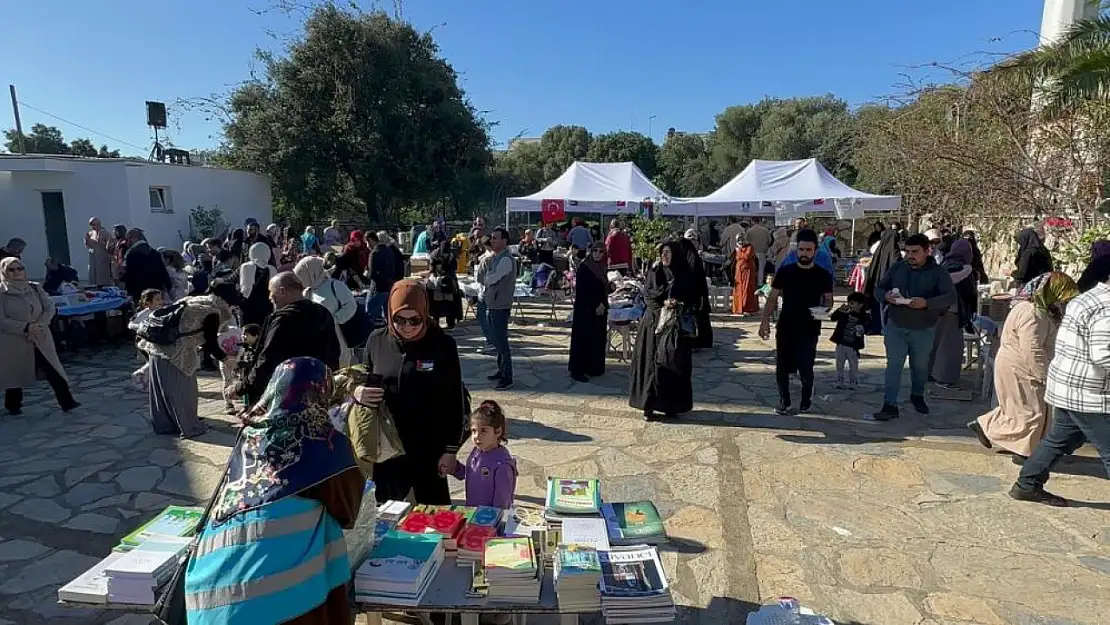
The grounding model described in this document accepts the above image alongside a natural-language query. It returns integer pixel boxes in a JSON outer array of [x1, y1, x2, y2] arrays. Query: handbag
[[153, 432, 239, 625]]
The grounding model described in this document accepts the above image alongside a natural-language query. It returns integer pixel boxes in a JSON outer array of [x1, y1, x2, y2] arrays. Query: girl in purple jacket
[[452, 400, 518, 508]]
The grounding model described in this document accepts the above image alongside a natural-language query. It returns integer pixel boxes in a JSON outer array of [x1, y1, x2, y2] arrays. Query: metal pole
[[851, 218, 856, 256], [9, 85, 26, 154]]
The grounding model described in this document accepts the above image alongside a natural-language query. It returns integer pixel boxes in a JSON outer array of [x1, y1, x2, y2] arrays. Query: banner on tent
[[541, 198, 566, 222], [774, 202, 804, 226], [834, 198, 865, 219]]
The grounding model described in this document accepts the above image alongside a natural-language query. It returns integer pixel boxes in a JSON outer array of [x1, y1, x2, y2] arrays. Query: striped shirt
[[1045, 282, 1110, 414]]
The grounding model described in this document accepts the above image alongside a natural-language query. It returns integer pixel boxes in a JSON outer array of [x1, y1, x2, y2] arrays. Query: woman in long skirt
[[731, 239, 759, 314], [84, 218, 113, 287], [629, 241, 697, 422], [569, 242, 610, 382]]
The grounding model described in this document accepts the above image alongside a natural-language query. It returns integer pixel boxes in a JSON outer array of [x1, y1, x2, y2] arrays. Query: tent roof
[[506, 161, 670, 213], [666, 158, 901, 217]]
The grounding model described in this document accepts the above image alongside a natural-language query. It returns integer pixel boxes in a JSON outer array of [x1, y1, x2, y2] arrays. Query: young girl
[[128, 289, 163, 391], [452, 400, 518, 509], [219, 324, 261, 414]]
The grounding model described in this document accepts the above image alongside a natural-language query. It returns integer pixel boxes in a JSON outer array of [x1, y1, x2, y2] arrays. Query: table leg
[[362, 612, 383, 625], [460, 613, 479, 625], [559, 614, 579, 625]]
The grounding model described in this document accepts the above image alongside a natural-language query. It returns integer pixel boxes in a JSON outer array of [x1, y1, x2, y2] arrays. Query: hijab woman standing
[[185, 357, 363, 625], [569, 242, 610, 382], [84, 217, 112, 286], [351, 280, 465, 504], [0, 257, 78, 415], [863, 229, 901, 335], [730, 234, 759, 314], [294, 256, 359, 366], [629, 241, 698, 422], [930, 239, 978, 387], [1012, 227, 1053, 288], [239, 242, 277, 326]]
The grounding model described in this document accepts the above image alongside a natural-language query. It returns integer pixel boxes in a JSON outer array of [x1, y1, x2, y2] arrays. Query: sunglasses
[[391, 315, 424, 327]]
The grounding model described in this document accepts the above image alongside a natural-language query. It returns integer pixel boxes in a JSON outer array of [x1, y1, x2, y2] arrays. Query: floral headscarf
[[1014, 271, 1078, 312], [212, 357, 357, 525]]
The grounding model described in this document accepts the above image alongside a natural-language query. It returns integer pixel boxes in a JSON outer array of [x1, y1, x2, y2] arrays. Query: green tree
[[585, 131, 658, 178], [537, 125, 591, 182], [654, 132, 715, 196], [4, 123, 70, 154], [223, 5, 492, 223]]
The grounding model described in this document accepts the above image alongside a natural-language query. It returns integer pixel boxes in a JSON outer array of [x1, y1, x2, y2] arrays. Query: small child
[[220, 324, 261, 414], [829, 291, 870, 389], [128, 289, 164, 392], [452, 400, 518, 509]]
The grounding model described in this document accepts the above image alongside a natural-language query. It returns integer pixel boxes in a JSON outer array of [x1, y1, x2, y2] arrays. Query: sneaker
[[493, 379, 514, 391], [966, 420, 992, 449], [867, 403, 900, 421], [774, 401, 792, 416], [1008, 484, 1068, 507], [643, 411, 661, 423], [910, 395, 930, 414], [798, 399, 812, 413], [486, 373, 503, 381]]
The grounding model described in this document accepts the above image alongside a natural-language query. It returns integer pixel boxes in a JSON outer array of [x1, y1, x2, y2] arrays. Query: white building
[[0, 155, 272, 279]]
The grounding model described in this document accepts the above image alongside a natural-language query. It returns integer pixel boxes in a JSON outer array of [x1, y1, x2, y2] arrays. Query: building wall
[[0, 158, 271, 280]]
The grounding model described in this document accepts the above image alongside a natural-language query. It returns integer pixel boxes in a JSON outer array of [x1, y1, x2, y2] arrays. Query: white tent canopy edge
[[504, 161, 671, 224]]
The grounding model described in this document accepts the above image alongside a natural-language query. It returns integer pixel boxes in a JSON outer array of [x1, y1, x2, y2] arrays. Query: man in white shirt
[[1010, 277, 1110, 507]]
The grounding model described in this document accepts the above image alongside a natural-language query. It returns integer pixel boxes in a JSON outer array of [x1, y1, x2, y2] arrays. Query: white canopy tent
[[665, 158, 901, 222], [505, 161, 671, 223]]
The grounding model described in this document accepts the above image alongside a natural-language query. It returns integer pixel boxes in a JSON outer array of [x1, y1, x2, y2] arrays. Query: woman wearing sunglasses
[[351, 279, 466, 505], [0, 257, 79, 415]]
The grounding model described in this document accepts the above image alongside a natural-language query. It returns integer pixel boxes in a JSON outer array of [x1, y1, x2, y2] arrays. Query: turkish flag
[[813, 199, 825, 205], [541, 198, 565, 222]]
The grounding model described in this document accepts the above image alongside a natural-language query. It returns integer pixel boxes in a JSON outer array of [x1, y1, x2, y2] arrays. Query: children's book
[[555, 543, 602, 576], [545, 478, 601, 514], [483, 537, 537, 572], [600, 501, 667, 544], [395, 505, 472, 549], [360, 532, 443, 587], [118, 506, 204, 549]]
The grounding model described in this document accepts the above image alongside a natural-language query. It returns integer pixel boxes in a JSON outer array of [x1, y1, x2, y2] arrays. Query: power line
[[14, 100, 149, 152]]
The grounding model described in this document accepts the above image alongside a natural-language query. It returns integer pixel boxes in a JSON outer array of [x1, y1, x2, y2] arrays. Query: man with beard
[[243, 221, 276, 266], [759, 229, 834, 415]]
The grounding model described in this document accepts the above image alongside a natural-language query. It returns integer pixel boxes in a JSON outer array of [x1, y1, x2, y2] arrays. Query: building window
[[149, 186, 172, 213]]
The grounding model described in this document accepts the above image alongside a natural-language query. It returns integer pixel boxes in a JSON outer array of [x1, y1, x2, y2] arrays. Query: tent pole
[[851, 218, 856, 255]]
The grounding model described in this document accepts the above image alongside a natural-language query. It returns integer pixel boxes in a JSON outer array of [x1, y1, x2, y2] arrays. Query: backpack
[[136, 301, 202, 345]]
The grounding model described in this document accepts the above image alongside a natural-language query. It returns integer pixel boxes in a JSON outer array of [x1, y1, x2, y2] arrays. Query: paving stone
[[0, 474, 38, 488], [9, 498, 69, 523], [158, 462, 221, 499], [838, 547, 926, 588], [0, 550, 99, 594], [923, 592, 1005, 625], [594, 448, 653, 477], [1077, 555, 1110, 576], [64, 513, 120, 534], [81, 493, 133, 512], [0, 540, 50, 562], [660, 464, 720, 510], [15, 475, 61, 498], [88, 424, 128, 439], [927, 472, 1003, 497], [116, 466, 163, 492], [134, 492, 172, 510], [63, 462, 115, 487], [64, 482, 118, 507], [148, 448, 181, 467]]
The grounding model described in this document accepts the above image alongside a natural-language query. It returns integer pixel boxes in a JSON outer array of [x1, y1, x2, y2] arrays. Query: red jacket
[[605, 230, 632, 266]]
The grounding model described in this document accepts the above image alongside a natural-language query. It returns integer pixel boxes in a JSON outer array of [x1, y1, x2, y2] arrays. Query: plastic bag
[[217, 325, 243, 357]]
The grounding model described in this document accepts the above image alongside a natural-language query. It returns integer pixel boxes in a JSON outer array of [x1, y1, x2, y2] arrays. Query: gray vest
[[485, 251, 516, 310]]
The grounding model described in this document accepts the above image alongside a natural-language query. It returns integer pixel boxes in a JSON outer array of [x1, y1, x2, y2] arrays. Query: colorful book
[[505, 505, 547, 537], [395, 505, 472, 549], [469, 506, 503, 528], [58, 552, 126, 604], [118, 506, 204, 549], [555, 543, 602, 576], [360, 532, 443, 588], [598, 546, 670, 597], [456, 524, 498, 561], [600, 501, 667, 544], [545, 478, 602, 515], [483, 537, 537, 572]]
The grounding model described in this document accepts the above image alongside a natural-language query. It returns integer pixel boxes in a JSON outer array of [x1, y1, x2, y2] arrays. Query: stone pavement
[[0, 304, 1107, 624]]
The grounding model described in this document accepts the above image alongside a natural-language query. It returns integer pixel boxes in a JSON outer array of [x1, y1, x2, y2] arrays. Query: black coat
[[680, 238, 714, 348], [569, 266, 609, 377], [122, 241, 172, 299], [1013, 228, 1053, 283], [628, 262, 695, 415], [234, 298, 340, 402]]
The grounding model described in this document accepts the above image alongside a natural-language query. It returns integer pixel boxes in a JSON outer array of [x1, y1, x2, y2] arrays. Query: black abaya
[[628, 261, 695, 415], [569, 266, 608, 377], [680, 239, 714, 348]]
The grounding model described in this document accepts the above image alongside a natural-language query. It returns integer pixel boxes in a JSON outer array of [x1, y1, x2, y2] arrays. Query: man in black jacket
[[228, 272, 340, 403]]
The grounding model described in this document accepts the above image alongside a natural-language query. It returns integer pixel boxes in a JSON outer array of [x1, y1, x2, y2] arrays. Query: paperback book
[[117, 505, 204, 550], [600, 501, 667, 545], [545, 478, 602, 515]]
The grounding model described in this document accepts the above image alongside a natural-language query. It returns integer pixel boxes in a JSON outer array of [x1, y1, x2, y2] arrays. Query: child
[[128, 289, 164, 391], [829, 291, 870, 389], [220, 324, 261, 414], [452, 400, 518, 509]]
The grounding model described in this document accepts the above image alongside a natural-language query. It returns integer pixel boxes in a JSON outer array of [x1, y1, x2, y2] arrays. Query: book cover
[[469, 506, 503, 528], [395, 505, 469, 541], [599, 548, 669, 596], [456, 524, 497, 554], [601, 501, 665, 539], [484, 537, 536, 571], [556, 544, 601, 575], [361, 533, 442, 585], [505, 505, 546, 537], [119, 506, 204, 548], [561, 517, 610, 550], [58, 552, 126, 603], [546, 478, 601, 513]]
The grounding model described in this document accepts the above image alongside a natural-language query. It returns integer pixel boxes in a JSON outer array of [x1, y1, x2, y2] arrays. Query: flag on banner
[[616, 201, 626, 207], [740, 202, 752, 211], [762, 201, 773, 207], [568, 200, 579, 207], [813, 199, 825, 205], [541, 199, 566, 222]]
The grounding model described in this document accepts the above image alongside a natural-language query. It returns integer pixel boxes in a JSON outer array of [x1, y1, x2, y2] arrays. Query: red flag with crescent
[[541, 198, 565, 222]]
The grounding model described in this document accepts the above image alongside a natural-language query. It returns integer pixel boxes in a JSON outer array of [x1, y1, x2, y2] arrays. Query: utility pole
[[8, 85, 26, 154], [648, 114, 657, 139]]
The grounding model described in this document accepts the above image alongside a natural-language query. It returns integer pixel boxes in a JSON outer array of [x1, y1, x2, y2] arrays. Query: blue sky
[[3, 0, 1046, 154]]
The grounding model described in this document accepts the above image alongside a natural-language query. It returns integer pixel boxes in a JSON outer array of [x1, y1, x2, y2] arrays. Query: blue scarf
[[213, 357, 357, 525]]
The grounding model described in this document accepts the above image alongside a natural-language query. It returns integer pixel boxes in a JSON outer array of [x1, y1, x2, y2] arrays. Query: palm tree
[[998, 2, 1110, 116]]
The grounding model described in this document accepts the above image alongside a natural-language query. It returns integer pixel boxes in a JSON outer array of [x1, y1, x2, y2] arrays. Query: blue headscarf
[[212, 357, 357, 525], [779, 247, 835, 275]]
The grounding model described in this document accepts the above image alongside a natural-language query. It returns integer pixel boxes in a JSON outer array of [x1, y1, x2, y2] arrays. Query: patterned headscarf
[[213, 357, 357, 525], [1014, 271, 1078, 312]]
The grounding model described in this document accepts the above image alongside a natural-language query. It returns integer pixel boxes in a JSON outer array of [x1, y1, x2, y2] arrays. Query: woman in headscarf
[[108, 224, 129, 284], [352, 280, 465, 504], [730, 233, 759, 314], [962, 230, 989, 285], [301, 226, 321, 255], [819, 231, 841, 265], [1012, 227, 1053, 288], [238, 242, 278, 327], [427, 239, 461, 329], [568, 242, 610, 383], [185, 357, 363, 625], [629, 241, 698, 422], [1077, 240, 1110, 293], [863, 229, 902, 335], [681, 230, 714, 348], [294, 256, 359, 366], [84, 217, 112, 287], [969, 272, 1079, 461], [141, 280, 240, 438], [0, 257, 78, 415], [866, 221, 885, 248], [280, 226, 302, 267], [265, 223, 282, 249], [332, 231, 370, 291], [930, 238, 978, 387]]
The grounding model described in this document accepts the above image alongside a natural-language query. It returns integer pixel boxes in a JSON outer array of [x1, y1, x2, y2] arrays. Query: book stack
[[104, 537, 193, 605], [394, 505, 473, 551], [561, 517, 611, 551], [456, 506, 504, 566], [116, 505, 204, 552], [598, 546, 676, 624], [354, 532, 444, 606], [58, 552, 126, 604], [601, 501, 668, 545], [484, 537, 541, 604], [553, 543, 602, 612], [545, 478, 602, 523]]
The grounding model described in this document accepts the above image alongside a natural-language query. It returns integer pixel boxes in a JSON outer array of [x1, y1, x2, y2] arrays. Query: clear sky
[[3, 0, 1046, 154]]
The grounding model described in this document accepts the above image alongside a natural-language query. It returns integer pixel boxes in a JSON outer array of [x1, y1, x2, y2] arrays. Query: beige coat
[[0, 283, 67, 389]]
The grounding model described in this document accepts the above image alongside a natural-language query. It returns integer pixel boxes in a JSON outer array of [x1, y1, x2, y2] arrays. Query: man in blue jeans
[[1011, 278, 1110, 506], [871, 233, 955, 420], [481, 227, 516, 390]]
